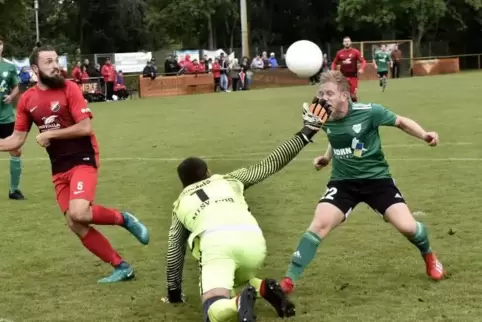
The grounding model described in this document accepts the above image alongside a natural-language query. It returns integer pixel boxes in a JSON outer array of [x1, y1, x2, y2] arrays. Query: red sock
[[81, 228, 123, 267], [91, 204, 124, 225]]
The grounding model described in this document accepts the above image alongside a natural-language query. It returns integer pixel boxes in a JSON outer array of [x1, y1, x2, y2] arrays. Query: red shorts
[[346, 77, 358, 95], [52, 165, 98, 213]]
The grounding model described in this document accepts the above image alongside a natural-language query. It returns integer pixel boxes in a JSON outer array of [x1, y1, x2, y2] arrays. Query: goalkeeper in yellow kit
[[163, 101, 331, 321]]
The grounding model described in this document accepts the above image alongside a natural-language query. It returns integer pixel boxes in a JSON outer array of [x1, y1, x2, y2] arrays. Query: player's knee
[[384, 203, 417, 236], [203, 294, 229, 322], [66, 201, 91, 223], [9, 149, 21, 157], [309, 203, 344, 237], [65, 215, 90, 236]]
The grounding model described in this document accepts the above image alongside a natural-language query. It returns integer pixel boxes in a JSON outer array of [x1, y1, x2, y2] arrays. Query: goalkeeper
[[163, 103, 330, 322]]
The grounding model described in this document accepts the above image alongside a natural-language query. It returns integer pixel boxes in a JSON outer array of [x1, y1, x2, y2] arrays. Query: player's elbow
[[395, 116, 410, 129], [78, 119, 93, 135]]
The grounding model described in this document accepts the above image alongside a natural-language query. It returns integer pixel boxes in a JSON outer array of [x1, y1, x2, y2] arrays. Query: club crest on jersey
[[352, 123, 362, 133], [50, 101, 60, 112], [2, 71, 8, 78]]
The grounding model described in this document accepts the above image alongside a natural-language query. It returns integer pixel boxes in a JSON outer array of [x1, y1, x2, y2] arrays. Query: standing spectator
[[391, 44, 402, 78], [71, 61, 82, 84], [322, 53, 329, 72], [81, 65, 89, 82], [211, 58, 221, 92], [164, 55, 180, 75], [261, 51, 270, 68], [240, 57, 251, 90], [228, 58, 242, 91], [192, 59, 205, 73], [101, 58, 116, 100], [219, 54, 229, 92], [18, 66, 31, 92]]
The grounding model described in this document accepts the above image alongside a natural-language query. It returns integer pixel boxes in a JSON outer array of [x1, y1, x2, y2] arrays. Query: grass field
[[1, 73, 482, 322]]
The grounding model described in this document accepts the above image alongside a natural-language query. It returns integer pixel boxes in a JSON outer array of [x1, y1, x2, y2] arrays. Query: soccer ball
[[285, 40, 323, 78]]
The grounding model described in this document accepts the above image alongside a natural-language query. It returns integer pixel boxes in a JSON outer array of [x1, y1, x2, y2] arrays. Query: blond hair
[[319, 70, 350, 93]]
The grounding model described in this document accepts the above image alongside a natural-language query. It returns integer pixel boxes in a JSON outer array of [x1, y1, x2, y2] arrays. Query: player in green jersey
[[162, 105, 329, 322], [373, 45, 392, 91], [0, 36, 24, 200], [280, 70, 445, 295]]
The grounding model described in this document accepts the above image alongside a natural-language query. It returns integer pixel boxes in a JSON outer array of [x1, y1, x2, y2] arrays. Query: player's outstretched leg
[[281, 203, 344, 294], [384, 203, 445, 281], [89, 205, 150, 245], [249, 278, 295, 318], [8, 149, 25, 200]]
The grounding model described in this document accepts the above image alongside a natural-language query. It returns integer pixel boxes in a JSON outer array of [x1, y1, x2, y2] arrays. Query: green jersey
[[322, 102, 398, 181], [166, 134, 308, 292], [374, 50, 391, 72], [0, 59, 19, 124]]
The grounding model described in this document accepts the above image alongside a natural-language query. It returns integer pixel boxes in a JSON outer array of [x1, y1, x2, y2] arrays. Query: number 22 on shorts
[[321, 187, 337, 200]]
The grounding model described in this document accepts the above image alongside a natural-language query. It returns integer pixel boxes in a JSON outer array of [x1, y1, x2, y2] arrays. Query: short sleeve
[[371, 103, 397, 127], [14, 94, 32, 132], [66, 81, 92, 123]]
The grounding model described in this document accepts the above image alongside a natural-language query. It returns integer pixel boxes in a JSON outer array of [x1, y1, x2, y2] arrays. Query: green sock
[[207, 298, 238, 322], [408, 221, 432, 255], [10, 156, 22, 192], [286, 231, 322, 282]]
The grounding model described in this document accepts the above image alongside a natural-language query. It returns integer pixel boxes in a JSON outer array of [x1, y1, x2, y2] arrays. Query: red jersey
[[331, 48, 366, 77], [15, 80, 99, 175]]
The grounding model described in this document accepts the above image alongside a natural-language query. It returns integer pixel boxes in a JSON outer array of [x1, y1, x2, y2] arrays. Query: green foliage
[[1, 0, 482, 57]]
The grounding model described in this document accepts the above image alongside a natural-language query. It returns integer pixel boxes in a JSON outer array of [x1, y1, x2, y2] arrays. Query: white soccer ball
[[285, 40, 323, 78]]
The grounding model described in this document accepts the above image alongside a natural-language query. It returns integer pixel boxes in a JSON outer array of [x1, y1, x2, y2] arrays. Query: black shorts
[[377, 71, 388, 78], [0, 122, 14, 139], [319, 178, 405, 217]]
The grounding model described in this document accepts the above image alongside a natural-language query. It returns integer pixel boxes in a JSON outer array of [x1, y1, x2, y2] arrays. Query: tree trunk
[[207, 14, 214, 50]]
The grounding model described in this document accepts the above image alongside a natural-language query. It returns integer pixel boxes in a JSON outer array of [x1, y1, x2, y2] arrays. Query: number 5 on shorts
[[321, 187, 337, 200]]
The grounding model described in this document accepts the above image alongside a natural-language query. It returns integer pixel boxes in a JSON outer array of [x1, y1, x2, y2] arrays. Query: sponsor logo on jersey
[[332, 137, 367, 159], [39, 115, 61, 130]]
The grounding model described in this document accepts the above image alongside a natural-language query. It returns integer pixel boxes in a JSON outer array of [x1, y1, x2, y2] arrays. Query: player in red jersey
[[331, 36, 366, 102], [0, 45, 150, 283]]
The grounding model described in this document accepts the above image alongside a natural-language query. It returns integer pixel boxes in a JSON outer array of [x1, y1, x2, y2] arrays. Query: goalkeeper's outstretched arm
[[165, 211, 190, 301], [227, 126, 315, 190]]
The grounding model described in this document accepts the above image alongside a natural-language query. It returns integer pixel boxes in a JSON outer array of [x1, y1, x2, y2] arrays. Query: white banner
[[8, 56, 68, 72], [114, 52, 152, 73]]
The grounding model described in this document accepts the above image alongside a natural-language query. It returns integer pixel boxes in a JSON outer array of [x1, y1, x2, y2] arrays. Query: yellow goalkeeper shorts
[[198, 226, 267, 295]]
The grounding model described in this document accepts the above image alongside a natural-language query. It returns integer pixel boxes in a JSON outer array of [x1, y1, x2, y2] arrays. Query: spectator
[[219, 53, 229, 92], [192, 59, 205, 73], [203, 55, 210, 71], [18, 66, 30, 92], [322, 53, 329, 72], [143, 60, 157, 79], [114, 70, 129, 100], [179, 54, 194, 73], [101, 57, 116, 100], [83, 58, 96, 76], [228, 58, 242, 91], [164, 55, 180, 76], [211, 58, 221, 92], [81, 65, 89, 82], [240, 57, 251, 90], [71, 61, 82, 84], [391, 44, 402, 78], [268, 52, 278, 68], [250, 55, 264, 69], [261, 51, 270, 68]]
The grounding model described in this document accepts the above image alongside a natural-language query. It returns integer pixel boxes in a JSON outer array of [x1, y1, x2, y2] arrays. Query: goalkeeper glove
[[299, 97, 332, 142]]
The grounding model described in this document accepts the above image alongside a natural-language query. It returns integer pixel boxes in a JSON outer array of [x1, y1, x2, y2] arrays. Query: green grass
[[1, 73, 482, 322]]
